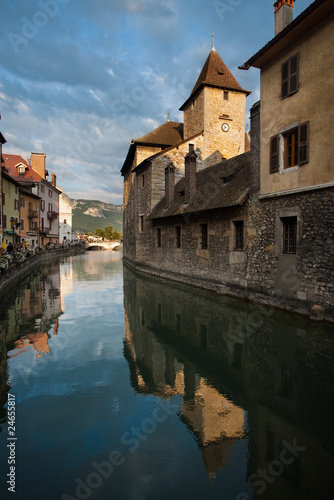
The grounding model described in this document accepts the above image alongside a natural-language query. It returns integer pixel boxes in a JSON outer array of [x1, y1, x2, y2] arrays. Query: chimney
[[185, 149, 197, 203], [165, 163, 175, 207], [52, 173, 57, 187], [31, 153, 46, 179], [274, 0, 294, 36]]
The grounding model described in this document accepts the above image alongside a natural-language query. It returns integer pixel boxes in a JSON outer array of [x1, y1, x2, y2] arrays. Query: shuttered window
[[270, 121, 309, 173], [281, 53, 299, 99], [270, 135, 279, 173], [298, 121, 309, 165]]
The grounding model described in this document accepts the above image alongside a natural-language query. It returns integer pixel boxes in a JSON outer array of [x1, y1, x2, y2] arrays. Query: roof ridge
[[180, 49, 250, 110]]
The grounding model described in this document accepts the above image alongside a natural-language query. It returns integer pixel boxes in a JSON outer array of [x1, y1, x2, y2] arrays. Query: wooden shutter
[[281, 61, 289, 99], [281, 53, 299, 98], [298, 121, 309, 165], [289, 54, 299, 94], [2, 192, 5, 205], [3, 214, 6, 229], [270, 134, 279, 173]]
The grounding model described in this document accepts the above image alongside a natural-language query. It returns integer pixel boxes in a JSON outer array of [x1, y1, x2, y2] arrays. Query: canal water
[[0, 252, 334, 500]]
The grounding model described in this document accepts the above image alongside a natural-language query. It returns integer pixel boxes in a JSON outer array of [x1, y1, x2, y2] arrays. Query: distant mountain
[[71, 199, 123, 234]]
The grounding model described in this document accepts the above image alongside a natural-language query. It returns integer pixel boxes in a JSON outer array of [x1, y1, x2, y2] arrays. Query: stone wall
[[124, 183, 334, 322]]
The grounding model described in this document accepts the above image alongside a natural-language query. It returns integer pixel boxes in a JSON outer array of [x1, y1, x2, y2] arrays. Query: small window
[[176, 226, 181, 248], [41, 200, 45, 211], [234, 220, 244, 250], [18, 165, 25, 175], [224, 91, 229, 101], [49, 189, 53, 198], [139, 215, 144, 232], [281, 53, 299, 99], [284, 128, 298, 169], [188, 144, 194, 153], [20, 197, 24, 208], [282, 216, 297, 254], [64, 219, 67, 224], [3, 215, 7, 229], [41, 185, 45, 194], [14, 199, 19, 210], [48, 203, 52, 212], [200, 223, 208, 250], [156, 228, 162, 248], [2, 193, 5, 205], [141, 175, 145, 188], [21, 219, 24, 231]]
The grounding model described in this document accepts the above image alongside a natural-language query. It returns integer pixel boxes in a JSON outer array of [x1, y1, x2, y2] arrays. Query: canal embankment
[[0, 243, 86, 294]]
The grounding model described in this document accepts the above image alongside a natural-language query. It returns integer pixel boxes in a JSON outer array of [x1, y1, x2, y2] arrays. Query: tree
[[104, 225, 114, 240], [95, 228, 104, 239]]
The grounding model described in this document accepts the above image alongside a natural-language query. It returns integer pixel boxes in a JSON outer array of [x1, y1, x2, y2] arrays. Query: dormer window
[[16, 163, 26, 175]]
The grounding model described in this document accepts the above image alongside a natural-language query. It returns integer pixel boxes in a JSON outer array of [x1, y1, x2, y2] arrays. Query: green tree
[[104, 225, 114, 240], [95, 228, 104, 239]]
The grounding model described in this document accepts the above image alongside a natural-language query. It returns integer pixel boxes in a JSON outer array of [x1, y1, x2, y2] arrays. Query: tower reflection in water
[[123, 264, 334, 499]]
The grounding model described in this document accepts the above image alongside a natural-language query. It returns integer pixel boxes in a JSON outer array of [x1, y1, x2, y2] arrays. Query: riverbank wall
[[0, 245, 86, 294], [123, 257, 334, 325]]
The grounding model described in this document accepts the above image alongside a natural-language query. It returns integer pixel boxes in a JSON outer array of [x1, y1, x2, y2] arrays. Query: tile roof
[[133, 131, 203, 174], [121, 121, 184, 175], [180, 49, 250, 110], [3, 154, 43, 184], [133, 121, 183, 146], [147, 152, 250, 220]]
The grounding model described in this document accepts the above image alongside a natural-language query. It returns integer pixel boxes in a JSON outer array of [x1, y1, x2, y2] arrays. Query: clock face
[[222, 123, 229, 132]]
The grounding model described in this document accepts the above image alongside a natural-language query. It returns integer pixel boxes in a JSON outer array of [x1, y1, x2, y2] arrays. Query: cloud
[[0, 0, 315, 203]]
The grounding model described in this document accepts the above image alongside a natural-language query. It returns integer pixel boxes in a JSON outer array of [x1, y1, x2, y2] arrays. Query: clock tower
[[180, 40, 250, 167]]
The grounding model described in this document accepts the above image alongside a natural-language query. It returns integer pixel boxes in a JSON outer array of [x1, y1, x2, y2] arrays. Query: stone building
[[122, 0, 334, 322]]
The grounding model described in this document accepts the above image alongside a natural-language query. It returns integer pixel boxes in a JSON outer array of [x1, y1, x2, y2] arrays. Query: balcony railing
[[47, 211, 58, 220], [28, 209, 39, 219]]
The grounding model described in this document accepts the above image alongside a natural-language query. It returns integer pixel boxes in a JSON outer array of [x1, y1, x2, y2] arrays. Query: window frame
[[270, 121, 309, 174], [281, 216, 298, 254], [175, 225, 181, 249], [156, 227, 162, 248], [200, 223, 208, 250], [139, 215, 144, 233], [234, 220, 244, 251]]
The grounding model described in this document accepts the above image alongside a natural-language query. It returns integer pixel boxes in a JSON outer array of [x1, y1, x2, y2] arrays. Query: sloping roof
[[133, 121, 183, 146], [180, 49, 250, 111], [240, 0, 331, 70], [133, 131, 203, 174], [147, 152, 250, 220], [3, 154, 43, 184], [121, 121, 184, 176]]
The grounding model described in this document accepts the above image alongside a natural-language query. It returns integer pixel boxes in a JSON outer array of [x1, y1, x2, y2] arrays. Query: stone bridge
[[86, 240, 122, 251]]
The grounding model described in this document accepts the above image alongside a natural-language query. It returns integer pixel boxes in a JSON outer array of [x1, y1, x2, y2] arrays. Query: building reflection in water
[[0, 260, 65, 431], [123, 264, 334, 499]]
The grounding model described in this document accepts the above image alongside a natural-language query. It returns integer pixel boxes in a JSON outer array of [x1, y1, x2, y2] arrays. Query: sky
[[0, 0, 314, 205]]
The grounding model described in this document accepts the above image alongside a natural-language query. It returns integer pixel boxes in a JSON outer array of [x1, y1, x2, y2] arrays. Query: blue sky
[[0, 0, 313, 204]]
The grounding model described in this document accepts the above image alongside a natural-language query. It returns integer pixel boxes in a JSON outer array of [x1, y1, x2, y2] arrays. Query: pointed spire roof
[[180, 47, 250, 110]]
